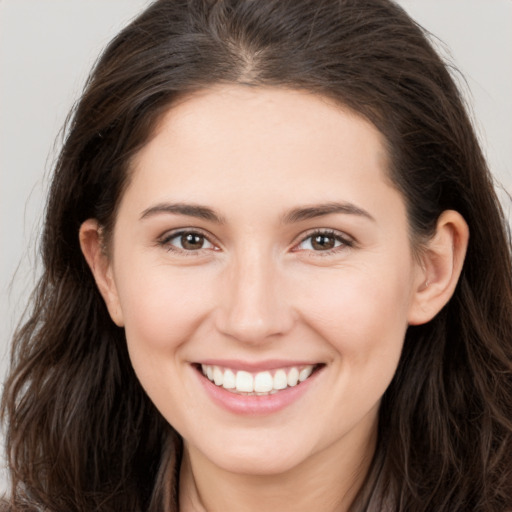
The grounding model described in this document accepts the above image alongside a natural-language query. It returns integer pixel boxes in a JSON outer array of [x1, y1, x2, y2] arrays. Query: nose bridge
[[215, 243, 293, 343]]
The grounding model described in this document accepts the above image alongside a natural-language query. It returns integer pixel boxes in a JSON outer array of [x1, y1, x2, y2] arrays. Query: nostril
[[213, 304, 295, 344]]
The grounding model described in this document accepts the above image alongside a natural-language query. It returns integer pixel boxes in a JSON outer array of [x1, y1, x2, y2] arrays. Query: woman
[[2, 0, 512, 511]]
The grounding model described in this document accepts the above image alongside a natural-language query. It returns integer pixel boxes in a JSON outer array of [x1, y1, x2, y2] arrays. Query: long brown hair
[[3, 1, 512, 510]]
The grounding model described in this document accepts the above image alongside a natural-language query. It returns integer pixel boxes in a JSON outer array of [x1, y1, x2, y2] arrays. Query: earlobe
[[408, 210, 469, 325], [79, 219, 124, 326]]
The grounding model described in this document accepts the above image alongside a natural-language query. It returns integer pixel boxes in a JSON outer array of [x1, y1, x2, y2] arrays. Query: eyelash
[[158, 229, 217, 257], [157, 228, 354, 257], [293, 229, 354, 256]]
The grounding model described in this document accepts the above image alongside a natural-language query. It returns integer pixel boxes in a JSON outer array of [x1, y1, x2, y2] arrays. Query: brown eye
[[162, 231, 215, 252], [295, 230, 351, 253], [181, 233, 206, 250], [311, 234, 336, 250]]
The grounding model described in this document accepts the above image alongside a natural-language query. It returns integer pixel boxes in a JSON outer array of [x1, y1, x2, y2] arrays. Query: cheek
[[297, 269, 412, 434], [112, 263, 216, 428], [297, 263, 413, 369], [114, 262, 214, 352]]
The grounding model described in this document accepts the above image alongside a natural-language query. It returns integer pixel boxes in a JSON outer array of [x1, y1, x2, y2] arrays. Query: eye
[[160, 230, 216, 252], [294, 230, 353, 253]]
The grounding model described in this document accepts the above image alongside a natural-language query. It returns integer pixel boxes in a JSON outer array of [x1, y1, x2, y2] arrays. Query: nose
[[214, 251, 295, 344]]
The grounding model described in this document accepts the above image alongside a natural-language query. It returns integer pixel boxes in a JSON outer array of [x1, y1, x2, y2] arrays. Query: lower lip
[[195, 367, 322, 415]]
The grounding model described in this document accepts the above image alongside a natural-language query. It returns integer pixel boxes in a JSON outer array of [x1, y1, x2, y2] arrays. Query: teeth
[[273, 369, 288, 390], [223, 369, 236, 389], [299, 366, 313, 382], [254, 371, 273, 392], [287, 367, 299, 387], [236, 371, 254, 392], [213, 366, 223, 386], [201, 364, 317, 395]]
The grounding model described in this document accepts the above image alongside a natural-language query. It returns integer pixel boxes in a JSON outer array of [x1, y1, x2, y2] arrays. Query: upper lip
[[194, 359, 322, 372]]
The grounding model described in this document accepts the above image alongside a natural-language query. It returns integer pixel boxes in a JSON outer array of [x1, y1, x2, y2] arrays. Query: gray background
[[1, 0, 511, 492]]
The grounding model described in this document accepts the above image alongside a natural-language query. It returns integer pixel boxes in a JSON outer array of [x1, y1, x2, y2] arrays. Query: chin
[[214, 449, 306, 476], [187, 430, 313, 476]]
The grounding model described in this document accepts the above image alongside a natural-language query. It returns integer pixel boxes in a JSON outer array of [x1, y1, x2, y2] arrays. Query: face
[[95, 86, 427, 476]]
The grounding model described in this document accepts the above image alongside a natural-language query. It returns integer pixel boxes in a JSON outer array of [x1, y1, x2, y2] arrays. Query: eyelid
[[157, 227, 220, 254], [156, 227, 354, 256], [291, 228, 355, 255]]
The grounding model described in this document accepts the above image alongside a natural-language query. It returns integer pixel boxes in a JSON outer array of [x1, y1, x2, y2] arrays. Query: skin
[[80, 85, 469, 511]]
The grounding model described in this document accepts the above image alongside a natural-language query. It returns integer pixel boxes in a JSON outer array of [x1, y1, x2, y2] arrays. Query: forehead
[[127, 85, 392, 203], [113, 85, 412, 257]]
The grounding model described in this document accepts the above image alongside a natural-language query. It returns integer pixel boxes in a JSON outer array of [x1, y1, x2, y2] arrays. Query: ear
[[408, 210, 469, 325], [79, 219, 124, 326]]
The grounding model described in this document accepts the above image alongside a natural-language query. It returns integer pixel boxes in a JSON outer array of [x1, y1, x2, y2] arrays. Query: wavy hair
[[2, 0, 512, 510]]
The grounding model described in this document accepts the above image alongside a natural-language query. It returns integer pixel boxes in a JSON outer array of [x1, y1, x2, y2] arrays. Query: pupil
[[312, 234, 335, 250], [182, 233, 203, 250]]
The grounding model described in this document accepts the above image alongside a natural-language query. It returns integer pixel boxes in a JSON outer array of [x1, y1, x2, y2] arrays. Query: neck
[[178, 419, 377, 512]]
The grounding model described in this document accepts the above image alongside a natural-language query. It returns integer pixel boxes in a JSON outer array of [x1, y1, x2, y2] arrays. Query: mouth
[[195, 363, 324, 396]]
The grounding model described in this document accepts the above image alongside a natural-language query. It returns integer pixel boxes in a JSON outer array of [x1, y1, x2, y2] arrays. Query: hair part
[[2, 1, 512, 510]]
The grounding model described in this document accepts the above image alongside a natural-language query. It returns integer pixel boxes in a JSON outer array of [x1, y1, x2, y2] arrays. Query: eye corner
[[156, 228, 221, 255], [291, 228, 355, 256]]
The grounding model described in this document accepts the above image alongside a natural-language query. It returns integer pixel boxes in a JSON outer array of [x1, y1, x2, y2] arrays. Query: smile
[[200, 364, 318, 395]]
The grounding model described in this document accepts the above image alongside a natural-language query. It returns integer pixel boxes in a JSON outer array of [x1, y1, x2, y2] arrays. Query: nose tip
[[218, 313, 282, 345], [214, 260, 294, 344]]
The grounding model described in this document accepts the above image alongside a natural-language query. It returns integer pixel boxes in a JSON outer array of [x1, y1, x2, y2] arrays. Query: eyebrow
[[139, 201, 375, 224], [281, 202, 375, 224], [140, 203, 226, 223]]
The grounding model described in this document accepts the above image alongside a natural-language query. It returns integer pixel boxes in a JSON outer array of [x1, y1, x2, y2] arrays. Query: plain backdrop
[[1, 0, 511, 492]]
